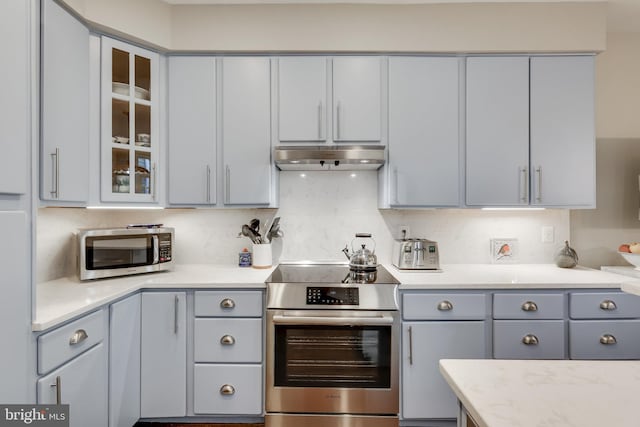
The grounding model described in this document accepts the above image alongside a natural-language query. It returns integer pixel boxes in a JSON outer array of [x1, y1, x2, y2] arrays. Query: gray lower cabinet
[[401, 292, 489, 420], [140, 292, 187, 418], [109, 294, 141, 427], [494, 320, 565, 359], [37, 309, 108, 427], [193, 290, 263, 416]]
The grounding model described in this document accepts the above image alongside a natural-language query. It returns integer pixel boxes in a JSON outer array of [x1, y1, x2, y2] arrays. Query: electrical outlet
[[399, 226, 410, 239], [541, 226, 554, 243]]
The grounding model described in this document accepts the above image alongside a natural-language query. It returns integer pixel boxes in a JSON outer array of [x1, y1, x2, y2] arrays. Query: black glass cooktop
[[265, 264, 400, 285]]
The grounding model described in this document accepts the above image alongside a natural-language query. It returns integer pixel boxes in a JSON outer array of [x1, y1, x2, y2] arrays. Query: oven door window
[[274, 325, 391, 388], [86, 235, 152, 270]]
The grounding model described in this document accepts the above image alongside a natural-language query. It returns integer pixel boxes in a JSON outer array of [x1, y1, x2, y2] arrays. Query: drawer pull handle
[[437, 301, 453, 311], [220, 384, 235, 395], [599, 300, 617, 311], [600, 334, 617, 345], [522, 334, 539, 345], [220, 298, 236, 309], [220, 335, 236, 345], [69, 329, 88, 345], [521, 301, 538, 312]]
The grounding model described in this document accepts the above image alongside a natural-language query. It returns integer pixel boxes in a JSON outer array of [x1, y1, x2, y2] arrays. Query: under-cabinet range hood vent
[[274, 145, 385, 171]]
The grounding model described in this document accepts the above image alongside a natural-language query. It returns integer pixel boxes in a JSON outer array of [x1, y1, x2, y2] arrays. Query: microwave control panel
[[159, 233, 172, 263], [306, 287, 359, 305]]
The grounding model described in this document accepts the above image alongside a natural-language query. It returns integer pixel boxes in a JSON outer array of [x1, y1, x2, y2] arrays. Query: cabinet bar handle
[[600, 334, 617, 345], [50, 376, 61, 405], [521, 301, 538, 312], [318, 101, 323, 140], [220, 335, 236, 345], [152, 163, 157, 201], [206, 165, 211, 203], [599, 300, 617, 311], [220, 384, 235, 395], [225, 165, 231, 204], [50, 148, 60, 198], [437, 300, 453, 311], [408, 326, 413, 366], [69, 329, 88, 345], [522, 334, 539, 345], [336, 101, 342, 140], [393, 168, 399, 205], [174, 295, 179, 334], [220, 298, 235, 309], [535, 166, 542, 202], [520, 166, 528, 203]]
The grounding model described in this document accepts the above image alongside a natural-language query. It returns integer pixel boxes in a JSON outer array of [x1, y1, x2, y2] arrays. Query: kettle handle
[[351, 233, 376, 253], [355, 233, 372, 238]]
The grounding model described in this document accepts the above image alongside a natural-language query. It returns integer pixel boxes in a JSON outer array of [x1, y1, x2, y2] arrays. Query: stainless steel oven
[[265, 264, 400, 427]]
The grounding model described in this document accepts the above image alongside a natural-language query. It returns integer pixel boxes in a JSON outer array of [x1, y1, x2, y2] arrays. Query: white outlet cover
[[490, 238, 518, 263]]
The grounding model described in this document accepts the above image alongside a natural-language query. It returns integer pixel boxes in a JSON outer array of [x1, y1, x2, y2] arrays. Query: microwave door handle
[[152, 235, 159, 264]]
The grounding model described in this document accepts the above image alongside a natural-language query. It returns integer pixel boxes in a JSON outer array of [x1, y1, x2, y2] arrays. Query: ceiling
[[160, 0, 640, 33]]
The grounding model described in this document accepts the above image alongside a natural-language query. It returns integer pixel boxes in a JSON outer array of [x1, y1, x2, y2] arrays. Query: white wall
[[38, 171, 569, 282]]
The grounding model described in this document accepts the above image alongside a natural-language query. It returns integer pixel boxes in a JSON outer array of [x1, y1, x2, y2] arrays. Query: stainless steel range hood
[[274, 145, 385, 171]]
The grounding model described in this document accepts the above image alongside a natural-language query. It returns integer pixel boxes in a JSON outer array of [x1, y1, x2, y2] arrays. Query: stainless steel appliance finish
[[77, 227, 174, 280], [274, 145, 385, 170], [265, 264, 399, 427], [392, 238, 440, 270]]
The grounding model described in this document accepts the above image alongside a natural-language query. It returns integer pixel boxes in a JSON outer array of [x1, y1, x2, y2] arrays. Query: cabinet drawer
[[493, 320, 565, 359], [493, 293, 565, 319], [195, 291, 263, 317], [570, 292, 640, 319], [194, 318, 262, 363], [402, 293, 487, 320], [193, 364, 262, 415], [38, 309, 107, 374], [569, 320, 640, 359]]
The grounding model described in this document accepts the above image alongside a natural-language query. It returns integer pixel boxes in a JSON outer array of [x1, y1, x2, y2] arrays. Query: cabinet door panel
[[222, 57, 271, 205], [194, 318, 262, 363], [402, 321, 487, 419], [37, 344, 108, 427], [140, 292, 186, 417], [530, 56, 595, 207], [0, 0, 29, 195], [333, 57, 381, 142], [570, 320, 640, 359], [168, 56, 216, 205], [466, 57, 529, 206], [194, 364, 262, 415], [388, 57, 460, 207], [278, 57, 327, 142], [41, 0, 89, 202], [109, 294, 141, 427], [494, 320, 565, 359]]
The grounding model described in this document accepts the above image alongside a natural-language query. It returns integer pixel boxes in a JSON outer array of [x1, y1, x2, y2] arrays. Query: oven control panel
[[306, 287, 359, 305]]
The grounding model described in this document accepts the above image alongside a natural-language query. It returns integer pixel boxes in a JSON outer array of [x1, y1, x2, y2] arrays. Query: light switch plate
[[490, 238, 518, 263]]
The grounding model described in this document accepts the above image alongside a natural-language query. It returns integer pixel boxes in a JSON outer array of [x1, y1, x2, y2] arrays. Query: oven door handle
[[271, 314, 395, 326]]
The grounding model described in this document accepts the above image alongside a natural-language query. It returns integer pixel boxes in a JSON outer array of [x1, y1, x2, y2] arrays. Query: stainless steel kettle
[[342, 233, 377, 272]]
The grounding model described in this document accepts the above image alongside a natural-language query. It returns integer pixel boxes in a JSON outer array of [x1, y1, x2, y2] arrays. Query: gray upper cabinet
[[0, 0, 29, 196], [221, 57, 272, 205], [465, 55, 595, 208], [530, 56, 595, 207], [168, 56, 216, 205], [41, 0, 89, 203], [466, 57, 529, 206], [333, 56, 382, 142], [278, 56, 328, 142], [387, 57, 460, 207]]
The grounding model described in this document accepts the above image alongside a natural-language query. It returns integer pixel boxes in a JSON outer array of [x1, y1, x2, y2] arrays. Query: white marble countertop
[[35, 263, 637, 332], [393, 263, 635, 289], [34, 264, 275, 331], [439, 359, 640, 427]]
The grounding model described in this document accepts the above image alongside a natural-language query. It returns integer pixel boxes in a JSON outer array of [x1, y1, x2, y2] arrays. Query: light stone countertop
[[439, 359, 640, 427], [35, 263, 638, 332]]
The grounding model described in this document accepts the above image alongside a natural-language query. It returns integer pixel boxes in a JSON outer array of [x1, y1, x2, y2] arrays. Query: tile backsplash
[[37, 170, 569, 282]]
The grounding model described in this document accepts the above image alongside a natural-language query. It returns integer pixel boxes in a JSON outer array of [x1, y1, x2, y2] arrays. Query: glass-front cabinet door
[[101, 37, 159, 202]]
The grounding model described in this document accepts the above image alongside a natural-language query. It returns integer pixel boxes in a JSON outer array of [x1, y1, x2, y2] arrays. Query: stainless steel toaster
[[392, 239, 440, 270]]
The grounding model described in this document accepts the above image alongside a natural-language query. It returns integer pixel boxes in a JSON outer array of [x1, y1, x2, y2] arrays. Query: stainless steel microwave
[[78, 226, 174, 280]]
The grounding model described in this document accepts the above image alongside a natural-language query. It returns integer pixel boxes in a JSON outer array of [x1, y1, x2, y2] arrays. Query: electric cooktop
[[265, 263, 400, 285]]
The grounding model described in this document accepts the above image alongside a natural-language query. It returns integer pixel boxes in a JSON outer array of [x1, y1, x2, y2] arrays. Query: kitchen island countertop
[[439, 358, 640, 427]]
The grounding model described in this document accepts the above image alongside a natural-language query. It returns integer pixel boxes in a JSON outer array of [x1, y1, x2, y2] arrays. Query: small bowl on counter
[[618, 251, 640, 270]]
